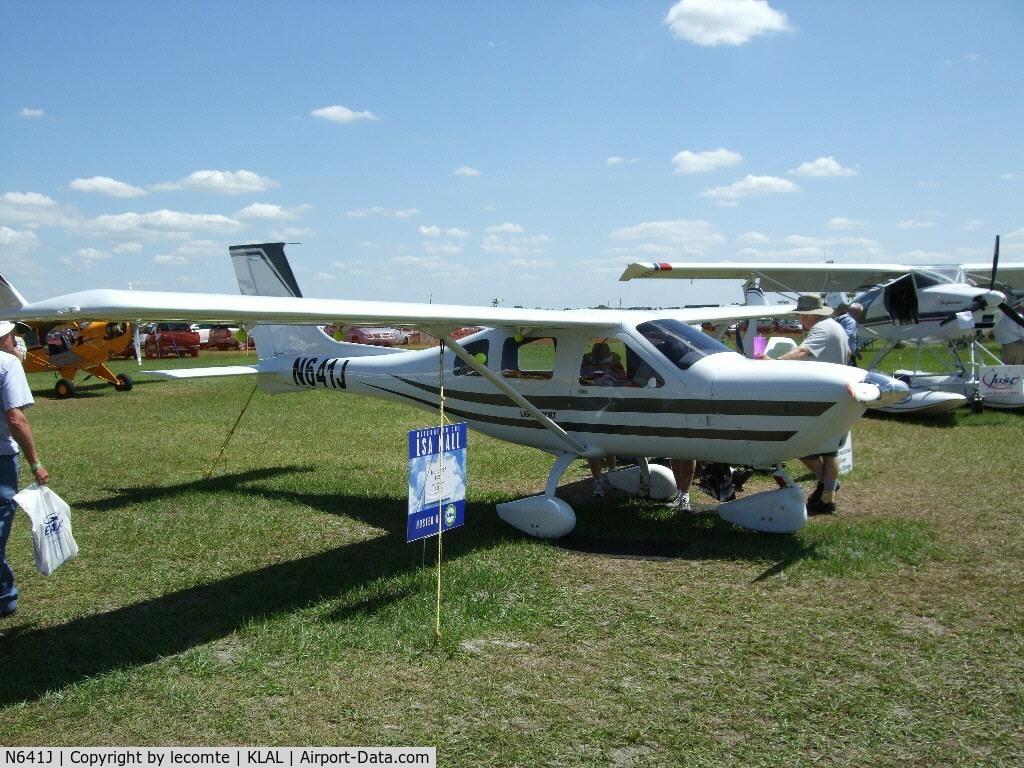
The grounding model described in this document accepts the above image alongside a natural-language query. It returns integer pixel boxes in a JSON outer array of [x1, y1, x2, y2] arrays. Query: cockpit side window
[[636, 319, 730, 371], [454, 339, 489, 376], [580, 337, 630, 386], [501, 336, 556, 380]]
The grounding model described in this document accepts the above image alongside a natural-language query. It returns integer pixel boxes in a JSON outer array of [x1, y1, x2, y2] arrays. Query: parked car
[[392, 327, 420, 345], [345, 326, 399, 346], [144, 323, 200, 359], [207, 325, 252, 350], [192, 323, 216, 349]]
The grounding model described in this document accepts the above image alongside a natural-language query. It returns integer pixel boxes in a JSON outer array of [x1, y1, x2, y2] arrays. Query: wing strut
[[438, 336, 588, 456]]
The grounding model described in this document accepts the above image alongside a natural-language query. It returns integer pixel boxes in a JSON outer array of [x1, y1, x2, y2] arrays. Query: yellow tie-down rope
[[434, 342, 453, 642]]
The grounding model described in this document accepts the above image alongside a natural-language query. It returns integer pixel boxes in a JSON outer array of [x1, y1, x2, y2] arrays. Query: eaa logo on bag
[[44, 512, 64, 537]]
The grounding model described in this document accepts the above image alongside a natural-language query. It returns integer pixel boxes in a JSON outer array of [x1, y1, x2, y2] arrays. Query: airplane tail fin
[[228, 242, 401, 361], [0, 273, 30, 315]]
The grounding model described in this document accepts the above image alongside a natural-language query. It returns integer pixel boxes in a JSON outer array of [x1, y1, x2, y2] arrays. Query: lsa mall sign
[[407, 422, 467, 542]]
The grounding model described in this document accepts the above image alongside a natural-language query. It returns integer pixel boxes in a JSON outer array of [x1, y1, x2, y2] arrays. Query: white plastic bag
[[13, 483, 78, 575]]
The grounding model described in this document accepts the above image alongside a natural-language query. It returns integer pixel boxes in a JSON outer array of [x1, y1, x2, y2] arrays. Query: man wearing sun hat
[[776, 295, 849, 516], [0, 320, 49, 619]]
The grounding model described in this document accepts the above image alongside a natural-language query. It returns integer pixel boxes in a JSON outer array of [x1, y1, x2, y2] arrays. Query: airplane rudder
[[229, 242, 302, 298]]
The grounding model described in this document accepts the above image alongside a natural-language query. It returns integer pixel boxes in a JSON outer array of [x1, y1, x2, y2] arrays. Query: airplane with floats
[[0, 243, 908, 538], [620, 236, 1024, 414]]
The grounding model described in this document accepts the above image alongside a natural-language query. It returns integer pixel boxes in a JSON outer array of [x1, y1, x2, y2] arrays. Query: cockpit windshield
[[636, 319, 731, 370]]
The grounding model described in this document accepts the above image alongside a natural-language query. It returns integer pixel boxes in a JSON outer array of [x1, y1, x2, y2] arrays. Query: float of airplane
[[620, 237, 1024, 413], [21, 320, 136, 398], [0, 243, 908, 538]]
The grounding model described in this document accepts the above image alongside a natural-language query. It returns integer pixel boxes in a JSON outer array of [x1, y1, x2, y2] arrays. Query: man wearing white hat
[[776, 295, 850, 516], [1, 320, 49, 618]]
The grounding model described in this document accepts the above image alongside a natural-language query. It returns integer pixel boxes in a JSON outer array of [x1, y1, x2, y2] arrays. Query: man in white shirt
[[1, 320, 49, 618], [776, 295, 850, 515], [993, 302, 1024, 365]]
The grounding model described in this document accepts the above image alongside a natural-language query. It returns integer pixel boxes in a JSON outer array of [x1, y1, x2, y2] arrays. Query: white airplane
[[0, 243, 908, 538], [620, 237, 1024, 413]]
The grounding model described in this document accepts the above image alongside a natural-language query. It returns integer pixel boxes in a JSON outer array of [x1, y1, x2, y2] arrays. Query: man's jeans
[[0, 454, 20, 613]]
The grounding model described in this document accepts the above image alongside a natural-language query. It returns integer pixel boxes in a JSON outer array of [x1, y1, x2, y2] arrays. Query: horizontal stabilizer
[[145, 365, 258, 379]]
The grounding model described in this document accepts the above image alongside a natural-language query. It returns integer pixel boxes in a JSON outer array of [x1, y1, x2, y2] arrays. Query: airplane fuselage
[[855, 271, 1004, 343], [253, 319, 891, 469]]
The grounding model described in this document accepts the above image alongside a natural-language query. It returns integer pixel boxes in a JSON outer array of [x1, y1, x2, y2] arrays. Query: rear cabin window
[[453, 339, 490, 376], [502, 336, 556, 380]]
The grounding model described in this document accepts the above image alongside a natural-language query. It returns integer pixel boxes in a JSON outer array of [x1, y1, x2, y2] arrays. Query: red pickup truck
[[144, 323, 201, 359]]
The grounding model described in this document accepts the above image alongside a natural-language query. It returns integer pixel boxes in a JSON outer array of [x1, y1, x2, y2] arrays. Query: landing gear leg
[[497, 451, 579, 539]]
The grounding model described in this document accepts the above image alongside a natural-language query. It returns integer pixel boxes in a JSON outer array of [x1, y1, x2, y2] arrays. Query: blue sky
[[3, 0, 1023, 310]]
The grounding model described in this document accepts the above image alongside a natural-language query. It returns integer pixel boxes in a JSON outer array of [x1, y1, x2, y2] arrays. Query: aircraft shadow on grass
[[29, 374, 163, 401], [0, 466, 814, 705]]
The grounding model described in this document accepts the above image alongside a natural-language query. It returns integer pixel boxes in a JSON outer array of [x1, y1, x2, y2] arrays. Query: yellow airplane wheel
[[55, 378, 75, 399], [114, 374, 134, 392]]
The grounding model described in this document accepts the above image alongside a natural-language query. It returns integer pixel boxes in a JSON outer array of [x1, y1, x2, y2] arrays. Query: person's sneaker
[[807, 497, 837, 516], [666, 493, 693, 512], [807, 481, 840, 507], [1, 602, 17, 618], [592, 477, 607, 497]]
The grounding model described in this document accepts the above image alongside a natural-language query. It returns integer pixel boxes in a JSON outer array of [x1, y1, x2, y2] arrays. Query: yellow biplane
[[23, 321, 135, 398]]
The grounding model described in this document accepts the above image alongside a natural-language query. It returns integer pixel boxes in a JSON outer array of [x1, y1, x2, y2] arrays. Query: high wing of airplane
[[20, 320, 135, 398], [0, 243, 908, 538], [620, 259, 1024, 346]]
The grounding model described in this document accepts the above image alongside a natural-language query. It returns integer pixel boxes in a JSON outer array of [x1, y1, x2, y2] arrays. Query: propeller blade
[[990, 235, 1000, 290], [133, 323, 142, 365], [999, 302, 1024, 329]]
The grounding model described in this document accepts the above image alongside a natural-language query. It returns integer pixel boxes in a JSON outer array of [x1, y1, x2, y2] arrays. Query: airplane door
[[883, 275, 919, 325]]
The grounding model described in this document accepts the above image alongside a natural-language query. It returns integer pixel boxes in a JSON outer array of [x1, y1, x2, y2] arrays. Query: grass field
[[1, 350, 1022, 766]]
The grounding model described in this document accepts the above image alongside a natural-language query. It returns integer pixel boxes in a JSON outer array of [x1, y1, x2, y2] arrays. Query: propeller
[[989, 235, 1024, 329], [133, 322, 142, 365], [939, 235, 1024, 328]]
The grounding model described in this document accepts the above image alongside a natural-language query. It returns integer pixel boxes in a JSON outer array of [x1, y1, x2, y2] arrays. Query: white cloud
[[700, 174, 799, 203], [481, 233, 550, 255], [234, 203, 311, 221], [737, 230, 771, 244], [789, 156, 857, 177], [671, 147, 742, 174], [0, 191, 78, 228], [454, 166, 481, 177], [75, 209, 243, 241], [18, 108, 45, 118], [68, 176, 148, 198], [665, 0, 793, 46], [152, 170, 279, 194], [0, 225, 40, 250], [153, 253, 190, 267], [897, 220, 936, 230], [311, 105, 379, 123], [826, 217, 867, 230], [418, 225, 441, 237], [346, 206, 420, 219], [485, 222, 524, 234], [609, 219, 726, 254], [423, 241, 465, 256]]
